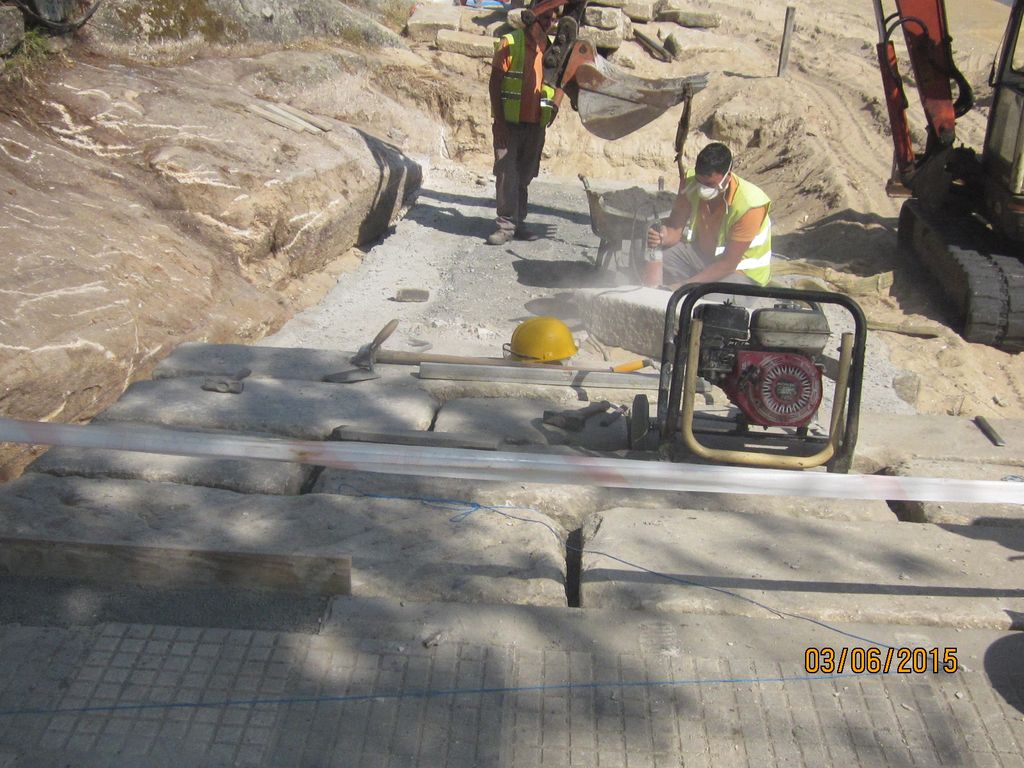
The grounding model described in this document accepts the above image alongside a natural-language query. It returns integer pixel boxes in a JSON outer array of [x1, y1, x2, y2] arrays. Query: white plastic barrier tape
[[1, 417, 1022, 504]]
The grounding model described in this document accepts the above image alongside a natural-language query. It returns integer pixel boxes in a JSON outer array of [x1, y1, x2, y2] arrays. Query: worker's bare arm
[[647, 195, 691, 248]]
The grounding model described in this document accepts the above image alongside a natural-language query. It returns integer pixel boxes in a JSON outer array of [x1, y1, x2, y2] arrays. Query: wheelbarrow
[[579, 174, 677, 280]]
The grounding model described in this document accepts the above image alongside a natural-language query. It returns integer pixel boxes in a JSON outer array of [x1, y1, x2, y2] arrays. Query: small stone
[[892, 372, 920, 406], [611, 52, 636, 69], [954, 691, 964, 699], [393, 288, 430, 302], [262, 6, 274, 20]]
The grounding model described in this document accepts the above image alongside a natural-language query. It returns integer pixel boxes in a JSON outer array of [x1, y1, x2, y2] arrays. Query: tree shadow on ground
[[985, 623, 1024, 715], [403, 196, 495, 239], [417, 187, 592, 226]]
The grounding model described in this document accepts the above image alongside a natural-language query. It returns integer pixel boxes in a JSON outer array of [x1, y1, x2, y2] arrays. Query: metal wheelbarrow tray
[[579, 175, 676, 275]]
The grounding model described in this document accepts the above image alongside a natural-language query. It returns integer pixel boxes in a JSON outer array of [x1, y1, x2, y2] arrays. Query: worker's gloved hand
[[492, 120, 509, 150], [647, 225, 666, 249]]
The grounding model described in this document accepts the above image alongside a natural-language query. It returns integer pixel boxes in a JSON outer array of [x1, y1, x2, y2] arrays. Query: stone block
[[588, 0, 627, 7], [97, 376, 438, 440], [583, 7, 621, 30], [884, 459, 1024, 527], [0, 473, 566, 604], [657, 9, 721, 28], [580, 507, 1024, 629], [622, 0, 656, 23], [29, 441, 313, 496], [663, 31, 685, 60], [435, 28, 497, 59], [0, 6, 25, 56], [405, 4, 460, 43], [578, 14, 632, 52], [458, 7, 505, 36], [576, 287, 671, 360]]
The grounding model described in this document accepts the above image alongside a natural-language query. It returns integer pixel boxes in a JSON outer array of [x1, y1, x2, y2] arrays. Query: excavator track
[[898, 200, 1024, 353]]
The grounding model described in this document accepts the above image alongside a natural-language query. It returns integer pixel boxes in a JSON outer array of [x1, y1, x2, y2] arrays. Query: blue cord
[[0, 672, 864, 718]]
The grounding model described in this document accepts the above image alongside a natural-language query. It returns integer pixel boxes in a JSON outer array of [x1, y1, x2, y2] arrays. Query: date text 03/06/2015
[[804, 647, 958, 675]]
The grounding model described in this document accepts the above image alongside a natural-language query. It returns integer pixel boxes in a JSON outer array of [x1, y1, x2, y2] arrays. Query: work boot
[[514, 225, 541, 241], [486, 229, 512, 246]]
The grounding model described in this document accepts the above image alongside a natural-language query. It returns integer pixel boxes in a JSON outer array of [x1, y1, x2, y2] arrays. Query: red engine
[[720, 350, 823, 427], [695, 302, 830, 429]]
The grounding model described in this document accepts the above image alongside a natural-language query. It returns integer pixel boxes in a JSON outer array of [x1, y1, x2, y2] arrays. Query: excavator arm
[[872, 0, 974, 191], [871, 0, 1024, 351], [518, 0, 708, 140]]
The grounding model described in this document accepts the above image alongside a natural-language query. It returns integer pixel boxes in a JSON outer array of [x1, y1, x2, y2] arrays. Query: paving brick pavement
[[1, 613, 1023, 767]]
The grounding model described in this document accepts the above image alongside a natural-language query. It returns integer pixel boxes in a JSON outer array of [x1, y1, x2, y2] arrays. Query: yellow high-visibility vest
[[681, 171, 773, 285], [496, 31, 557, 127]]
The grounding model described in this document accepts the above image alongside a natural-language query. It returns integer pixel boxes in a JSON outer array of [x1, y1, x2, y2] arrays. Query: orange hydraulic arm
[[872, 0, 973, 183]]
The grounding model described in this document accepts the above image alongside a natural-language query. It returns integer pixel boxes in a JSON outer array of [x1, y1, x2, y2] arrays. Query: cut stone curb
[[622, 0, 656, 23], [458, 7, 505, 36], [0, 474, 567, 605], [153, 342, 418, 387], [96, 376, 437, 439], [583, 6, 621, 29], [28, 427, 311, 496], [580, 507, 1024, 629], [406, 4, 460, 42], [855, 413, 1024, 471], [657, 7, 721, 28], [435, 28, 495, 58], [579, 14, 631, 51], [886, 459, 1024, 527], [313, 465, 895, 532]]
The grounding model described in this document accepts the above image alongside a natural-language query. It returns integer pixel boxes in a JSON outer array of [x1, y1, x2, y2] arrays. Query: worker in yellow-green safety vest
[[486, 3, 559, 246], [647, 142, 773, 291]]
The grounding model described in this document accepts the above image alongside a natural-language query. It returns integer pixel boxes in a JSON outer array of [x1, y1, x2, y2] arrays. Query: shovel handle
[[370, 319, 400, 351]]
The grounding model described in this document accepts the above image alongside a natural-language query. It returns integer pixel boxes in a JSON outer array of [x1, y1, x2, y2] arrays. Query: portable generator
[[629, 283, 867, 473]]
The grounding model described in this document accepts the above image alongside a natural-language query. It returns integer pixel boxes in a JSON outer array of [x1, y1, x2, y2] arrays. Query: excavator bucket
[[559, 44, 708, 140]]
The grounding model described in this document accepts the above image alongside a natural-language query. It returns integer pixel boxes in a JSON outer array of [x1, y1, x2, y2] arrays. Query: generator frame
[[648, 282, 868, 473]]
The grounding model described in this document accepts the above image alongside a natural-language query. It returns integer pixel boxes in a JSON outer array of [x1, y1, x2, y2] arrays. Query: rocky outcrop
[[83, 0, 409, 57], [0, 4, 428, 480], [0, 6, 24, 56]]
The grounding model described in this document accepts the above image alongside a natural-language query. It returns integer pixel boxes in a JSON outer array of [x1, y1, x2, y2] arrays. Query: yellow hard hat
[[505, 317, 578, 362]]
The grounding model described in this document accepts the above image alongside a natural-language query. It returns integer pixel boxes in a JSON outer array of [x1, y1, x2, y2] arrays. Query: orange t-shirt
[[493, 34, 546, 124]]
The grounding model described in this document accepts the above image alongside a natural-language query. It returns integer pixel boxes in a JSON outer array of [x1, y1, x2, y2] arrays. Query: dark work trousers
[[493, 121, 546, 234], [662, 241, 759, 306]]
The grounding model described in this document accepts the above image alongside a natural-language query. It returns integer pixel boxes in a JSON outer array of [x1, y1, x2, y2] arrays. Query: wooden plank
[[262, 103, 324, 133], [418, 361, 665, 390], [247, 103, 306, 133], [274, 102, 335, 132], [777, 6, 797, 77], [0, 537, 352, 596]]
